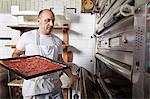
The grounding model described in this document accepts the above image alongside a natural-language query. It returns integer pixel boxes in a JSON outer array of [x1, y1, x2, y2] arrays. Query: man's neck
[[38, 29, 51, 35]]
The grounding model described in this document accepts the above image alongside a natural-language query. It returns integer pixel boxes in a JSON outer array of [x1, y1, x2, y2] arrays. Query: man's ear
[[37, 19, 40, 25]]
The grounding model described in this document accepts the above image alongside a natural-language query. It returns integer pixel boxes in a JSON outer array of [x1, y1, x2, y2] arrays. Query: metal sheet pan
[[0, 55, 69, 80]]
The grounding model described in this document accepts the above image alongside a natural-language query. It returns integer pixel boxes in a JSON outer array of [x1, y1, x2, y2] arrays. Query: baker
[[12, 9, 78, 99]]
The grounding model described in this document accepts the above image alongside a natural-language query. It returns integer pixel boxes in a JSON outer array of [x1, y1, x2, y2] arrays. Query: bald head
[[38, 9, 55, 19]]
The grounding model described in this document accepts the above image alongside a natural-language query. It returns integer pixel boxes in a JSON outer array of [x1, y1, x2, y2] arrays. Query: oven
[[93, 0, 150, 98], [94, 20, 133, 98]]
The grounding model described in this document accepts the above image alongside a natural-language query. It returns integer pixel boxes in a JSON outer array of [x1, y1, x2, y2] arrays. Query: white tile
[[70, 39, 88, 48], [72, 56, 94, 68], [78, 14, 95, 23], [81, 48, 95, 56], [67, 13, 80, 23], [70, 0, 75, 8], [0, 14, 17, 31], [75, 0, 81, 11], [87, 39, 96, 48], [73, 51, 95, 58], [0, 30, 19, 38], [19, 0, 26, 10], [69, 33, 83, 40], [66, 0, 71, 8], [69, 29, 84, 40], [52, 30, 63, 40], [73, 56, 94, 63], [0, 47, 14, 59], [0, 40, 11, 46], [55, 0, 64, 6]]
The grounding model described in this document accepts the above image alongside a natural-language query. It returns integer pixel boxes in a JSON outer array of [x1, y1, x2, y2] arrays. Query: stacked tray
[[0, 55, 69, 79]]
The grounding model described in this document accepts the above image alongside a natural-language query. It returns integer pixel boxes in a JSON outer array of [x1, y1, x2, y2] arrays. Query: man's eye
[[47, 19, 51, 22], [44, 19, 55, 23], [44, 19, 50, 23]]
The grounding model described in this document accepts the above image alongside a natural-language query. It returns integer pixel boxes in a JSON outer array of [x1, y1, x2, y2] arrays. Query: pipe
[[96, 4, 134, 35]]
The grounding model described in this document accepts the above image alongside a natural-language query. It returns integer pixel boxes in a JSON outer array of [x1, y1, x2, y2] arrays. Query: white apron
[[22, 32, 62, 98]]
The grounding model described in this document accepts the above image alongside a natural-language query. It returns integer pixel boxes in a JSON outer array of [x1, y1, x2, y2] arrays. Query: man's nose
[[48, 20, 54, 26]]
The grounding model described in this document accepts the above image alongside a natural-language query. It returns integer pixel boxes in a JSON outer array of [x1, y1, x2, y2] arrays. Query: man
[[12, 9, 78, 99]]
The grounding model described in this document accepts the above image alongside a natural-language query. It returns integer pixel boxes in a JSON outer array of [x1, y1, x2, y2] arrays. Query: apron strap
[[36, 30, 39, 45], [36, 30, 56, 46]]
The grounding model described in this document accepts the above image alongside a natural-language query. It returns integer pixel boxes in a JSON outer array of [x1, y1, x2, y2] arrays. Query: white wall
[[55, 13, 96, 73], [0, 14, 19, 58], [70, 14, 96, 73]]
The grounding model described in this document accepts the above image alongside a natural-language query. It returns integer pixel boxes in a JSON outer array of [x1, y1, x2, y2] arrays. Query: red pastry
[[1, 56, 64, 78]]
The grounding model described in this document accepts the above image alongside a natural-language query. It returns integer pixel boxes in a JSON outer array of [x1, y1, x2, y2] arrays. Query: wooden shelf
[[8, 79, 23, 87], [5, 45, 16, 48], [7, 25, 69, 31]]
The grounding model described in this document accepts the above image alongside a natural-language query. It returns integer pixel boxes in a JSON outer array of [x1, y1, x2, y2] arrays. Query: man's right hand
[[12, 48, 25, 58]]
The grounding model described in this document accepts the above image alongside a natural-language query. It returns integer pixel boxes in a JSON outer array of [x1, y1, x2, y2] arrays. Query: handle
[[73, 68, 80, 99]]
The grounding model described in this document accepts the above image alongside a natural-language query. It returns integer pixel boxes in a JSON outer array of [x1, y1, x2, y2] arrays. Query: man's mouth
[[47, 28, 51, 30]]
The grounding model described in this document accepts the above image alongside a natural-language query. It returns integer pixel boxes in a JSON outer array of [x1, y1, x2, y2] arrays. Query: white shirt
[[16, 30, 63, 96]]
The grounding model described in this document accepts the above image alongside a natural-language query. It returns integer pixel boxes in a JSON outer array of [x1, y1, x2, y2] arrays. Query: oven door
[[78, 67, 102, 99], [95, 54, 132, 98]]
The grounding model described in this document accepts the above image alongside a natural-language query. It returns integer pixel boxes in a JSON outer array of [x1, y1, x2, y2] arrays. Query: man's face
[[38, 10, 55, 35]]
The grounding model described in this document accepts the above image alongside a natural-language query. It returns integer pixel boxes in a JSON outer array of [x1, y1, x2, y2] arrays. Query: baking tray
[[0, 55, 69, 79]]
